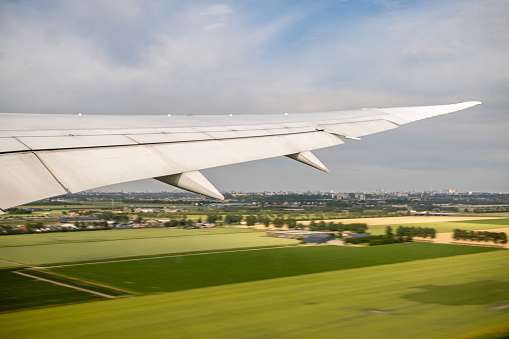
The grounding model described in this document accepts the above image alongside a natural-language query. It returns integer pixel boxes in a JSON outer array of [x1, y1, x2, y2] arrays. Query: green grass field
[[0, 269, 103, 313], [1, 250, 508, 338], [367, 218, 509, 235], [0, 260, 17, 269], [481, 212, 509, 217], [457, 218, 509, 226], [0, 219, 508, 338], [49, 243, 500, 294], [0, 229, 297, 267], [0, 227, 256, 248]]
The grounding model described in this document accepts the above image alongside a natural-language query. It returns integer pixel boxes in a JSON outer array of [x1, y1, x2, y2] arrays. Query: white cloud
[[0, 0, 507, 192], [200, 4, 233, 16], [204, 22, 227, 30]]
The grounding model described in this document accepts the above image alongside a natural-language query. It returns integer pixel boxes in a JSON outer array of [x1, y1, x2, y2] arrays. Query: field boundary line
[[13, 271, 117, 299], [449, 241, 506, 248], [0, 257, 31, 267], [43, 245, 298, 269]]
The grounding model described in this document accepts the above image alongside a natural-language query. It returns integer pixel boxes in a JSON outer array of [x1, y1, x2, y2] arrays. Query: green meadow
[[457, 218, 509, 226], [49, 243, 499, 294], [0, 227, 256, 248], [0, 218, 508, 338], [0, 269, 103, 313], [0, 260, 16, 269], [1, 250, 508, 339], [367, 218, 509, 235], [0, 229, 297, 267]]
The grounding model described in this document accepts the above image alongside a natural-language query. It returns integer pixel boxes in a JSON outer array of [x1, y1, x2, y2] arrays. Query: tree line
[[214, 214, 369, 233], [453, 229, 507, 244], [308, 221, 368, 233], [471, 206, 509, 213], [345, 234, 402, 246], [396, 226, 436, 239], [344, 225, 437, 246]]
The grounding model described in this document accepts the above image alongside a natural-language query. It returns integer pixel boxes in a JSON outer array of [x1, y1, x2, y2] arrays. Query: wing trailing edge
[[0, 101, 482, 209]]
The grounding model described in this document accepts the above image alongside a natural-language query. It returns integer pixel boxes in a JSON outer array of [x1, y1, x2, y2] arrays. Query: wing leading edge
[[0, 101, 481, 209]]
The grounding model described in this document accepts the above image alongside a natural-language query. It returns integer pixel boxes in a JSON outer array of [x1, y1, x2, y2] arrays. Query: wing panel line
[[0, 130, 334, 155], [12, 136, 71, 193]]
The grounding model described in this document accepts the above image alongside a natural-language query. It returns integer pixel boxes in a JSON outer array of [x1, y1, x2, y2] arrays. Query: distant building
[[61, 217, 102, 223], [267, 231, 318, 239], [303, 233, 335, 244], [60, 223, 77, 229], [192, 222, 216, 228], [266, 231, 335, 241]]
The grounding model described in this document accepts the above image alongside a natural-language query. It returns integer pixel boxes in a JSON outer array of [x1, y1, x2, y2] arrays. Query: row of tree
[[471, 206, 509, 213], [453, 229, 508, 244], [5, 207, 33, 214], [344, 226, 415, 246], [215, 214, 369, 233], [308, 221, 368, 233], [214, 214, 300, 229], [223, 214, 243, 224], [163, 219, 196, 227], [395, 226, 436, 239], [345, 234, 403, 246]]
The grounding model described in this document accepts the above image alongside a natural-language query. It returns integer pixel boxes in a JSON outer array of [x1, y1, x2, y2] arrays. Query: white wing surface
[[0, 101, 481, 209]]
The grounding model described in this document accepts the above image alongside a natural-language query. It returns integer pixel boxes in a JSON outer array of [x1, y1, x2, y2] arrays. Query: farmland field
[[48, 243, 499, 293], [0, 260, 16, 269], [0, 229, 297, 267], [0, 218, 508, 338], [0, 227, 257, 248], [1, 250, 508, 338], [457, 218, 509, 226], [366, 218, 509, 235], [0, 269, 103, 312]]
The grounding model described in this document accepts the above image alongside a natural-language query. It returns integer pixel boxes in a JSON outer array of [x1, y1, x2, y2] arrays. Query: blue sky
[[0, 0, 508, 192]]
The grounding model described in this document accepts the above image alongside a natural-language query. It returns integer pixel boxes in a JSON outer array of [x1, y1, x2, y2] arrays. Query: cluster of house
[[130, 207, 182, 213], [3, 217, 216, 233]]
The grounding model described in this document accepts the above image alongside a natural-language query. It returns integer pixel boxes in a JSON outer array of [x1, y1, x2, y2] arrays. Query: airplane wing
[[0, 101, 481, 209]]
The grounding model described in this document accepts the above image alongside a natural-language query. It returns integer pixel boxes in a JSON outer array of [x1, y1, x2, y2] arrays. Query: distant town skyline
[[88, 188, 507, 195], [1, 1, 508, 193]]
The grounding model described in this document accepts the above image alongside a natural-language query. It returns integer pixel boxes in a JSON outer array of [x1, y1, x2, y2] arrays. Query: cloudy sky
[[1, 0, 508, 193]]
